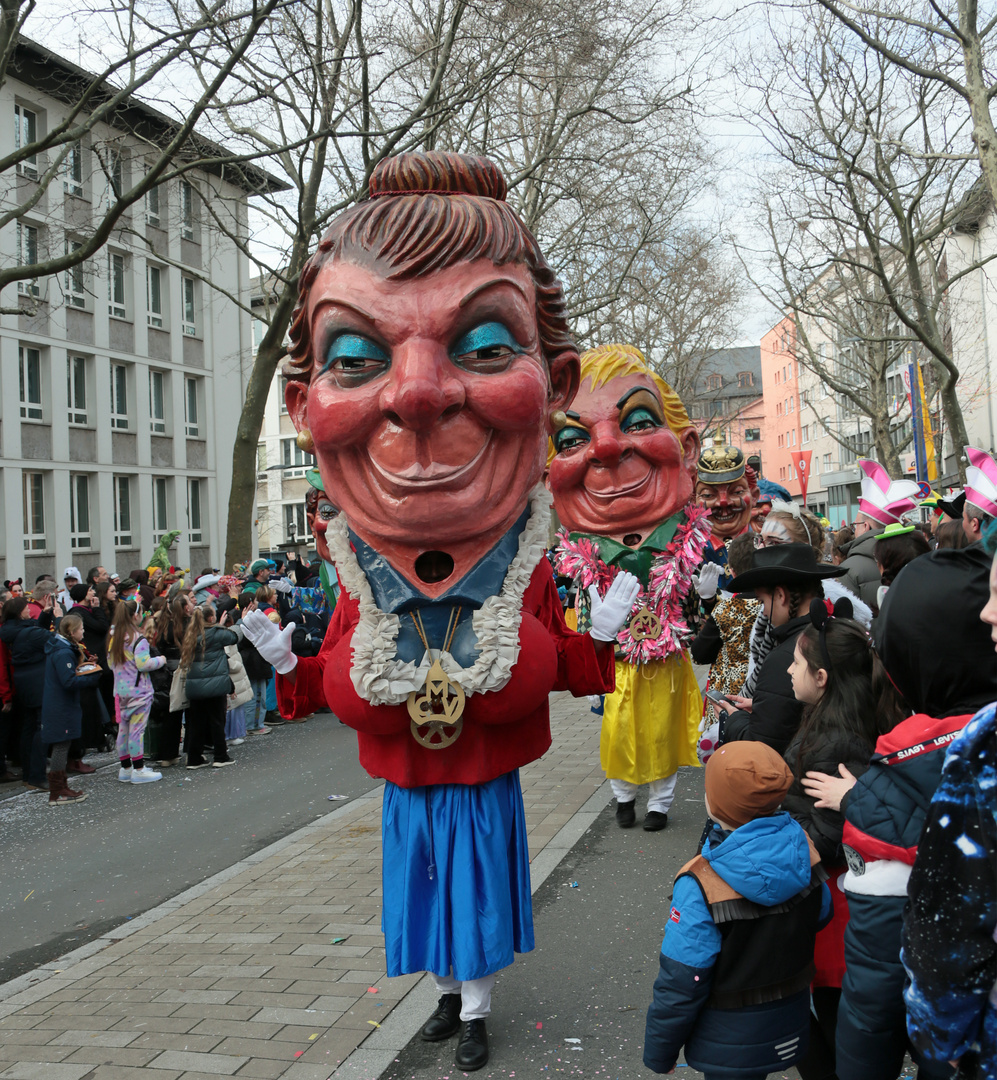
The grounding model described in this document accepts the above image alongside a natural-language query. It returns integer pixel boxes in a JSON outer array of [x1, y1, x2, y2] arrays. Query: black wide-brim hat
[[938, 490, 966, 520], [728, 542, 847, 593]]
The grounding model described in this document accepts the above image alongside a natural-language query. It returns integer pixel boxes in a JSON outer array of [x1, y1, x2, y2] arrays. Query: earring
[[549, 410, 568, 431], [296, 428, 314, 453]]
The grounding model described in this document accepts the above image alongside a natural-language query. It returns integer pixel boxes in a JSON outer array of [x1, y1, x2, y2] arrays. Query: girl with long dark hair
[[152, 587, 193, 766], [783, 597, 906, 1080], [180, 601, 242, 769]]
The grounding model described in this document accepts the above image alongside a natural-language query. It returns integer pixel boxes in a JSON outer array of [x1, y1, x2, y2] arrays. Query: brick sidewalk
[[0, 692, 610, 1080]]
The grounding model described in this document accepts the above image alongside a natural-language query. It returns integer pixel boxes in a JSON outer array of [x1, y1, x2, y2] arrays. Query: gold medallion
[[407, 658, 465, 749], [628, 605, 662, 641]]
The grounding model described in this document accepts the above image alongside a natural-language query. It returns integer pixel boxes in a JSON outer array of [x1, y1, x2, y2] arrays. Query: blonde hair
[[59, 613, 83, 638], [547, 343, 691, 465]]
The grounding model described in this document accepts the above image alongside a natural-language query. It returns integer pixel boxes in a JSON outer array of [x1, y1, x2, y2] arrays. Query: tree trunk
[[224, 338, 288, 570], [960, 0, 997, 209], [936, 365, 970, 483]]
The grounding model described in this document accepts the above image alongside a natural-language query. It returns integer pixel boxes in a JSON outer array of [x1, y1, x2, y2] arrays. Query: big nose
[[588, 421, 628, 467], [378, 342, 464, 430]]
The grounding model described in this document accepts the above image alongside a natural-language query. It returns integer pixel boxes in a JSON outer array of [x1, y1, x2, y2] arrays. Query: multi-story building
[[251, 283, 316, 558], [685, 346, 765, 464], [759, 318, 804, 498], [0, 38, 282, 583]]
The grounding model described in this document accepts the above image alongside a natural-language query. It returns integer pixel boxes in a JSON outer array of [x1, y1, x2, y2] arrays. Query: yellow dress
[[600, 654, 702, 784]]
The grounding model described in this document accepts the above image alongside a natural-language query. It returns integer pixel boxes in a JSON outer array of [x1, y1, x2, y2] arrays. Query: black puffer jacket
[[184, 625, 242, 701], [0, 614, 55, 708], [782, 730, 873, 865], [237, 629, 273, 682], [723, 614, 809, 755], [69, 603, 111, 664], [839, 527, 884, 609]]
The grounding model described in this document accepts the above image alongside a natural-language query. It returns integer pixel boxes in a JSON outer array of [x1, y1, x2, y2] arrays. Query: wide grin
[[583, 469, 653, 503], [367, 433, 493, 490], [708, 504, 745, 523]]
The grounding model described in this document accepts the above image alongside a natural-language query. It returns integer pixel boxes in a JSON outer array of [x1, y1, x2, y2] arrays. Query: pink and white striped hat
[[965, 446, 997, 518], [857, 460, 921, 526]]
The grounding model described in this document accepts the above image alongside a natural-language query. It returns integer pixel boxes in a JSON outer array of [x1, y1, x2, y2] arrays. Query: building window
[[737, 371, 753, 388], [744, 427, 760, 442], [19, 345, 42, 419], [16, 222, 39, 296], [257, 442, 267, 479], [146, 264, 164, 328], [778, 433, 784, 448], [69, 474, 92, 549], [110, 361, 128, 429], [800, 389, 809, 405], [185, 376, 200, 436], [108, 250, 126, 318], [253, 318, 265, 347], [64, 238, 86, 307], [279, 375, 289, 414], [779, 466, 786, 480], [187, 478, 203, 543], [283, 502, 310, 541], [149, 369, 167, 434], [281, 436, 313, 477], [152, 477, 170, 543], [790, 429, 796, 446], [14, 103, 37, 177], [64, 141, 83, 196], [100, 147, 123, 208], [181, 276, 197, 336], [775, 369, 781, 385], [22, 472, 45, 551], [789, 463, 795, 480], [787, 396, 795, 413], [67, 355, 88, 425], [823, 453, 832, 471], [113, 475, 132, 547], [776, 401, 783, 417], [802, 424, 810, 444], [706, 373, 721, 391], [146, 182, 161, 228], [179, 180, 195, 241]]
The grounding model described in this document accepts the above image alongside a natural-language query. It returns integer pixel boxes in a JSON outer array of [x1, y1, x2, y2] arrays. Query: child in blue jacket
[[644, 742, 831, 1079]]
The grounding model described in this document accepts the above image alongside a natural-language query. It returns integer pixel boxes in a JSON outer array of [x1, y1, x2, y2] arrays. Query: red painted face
[[546, 374, 698, 542], [306, 495, 338, 564], [695, 477, 753, 540], [288, 259, 570, 576]]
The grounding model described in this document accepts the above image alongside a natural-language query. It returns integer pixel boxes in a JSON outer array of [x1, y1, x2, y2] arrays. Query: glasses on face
[[754, 533, 791, 549]]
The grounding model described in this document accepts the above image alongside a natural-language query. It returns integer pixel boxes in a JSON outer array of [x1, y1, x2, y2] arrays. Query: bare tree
[[0, 0, 285, 308], [744, 7, 995, 480], [813, 0, 997, 207], [202, 0, 723, 565]]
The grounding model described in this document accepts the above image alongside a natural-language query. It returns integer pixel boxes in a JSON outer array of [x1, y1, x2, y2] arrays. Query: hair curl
[[285, 152, 576, 385]]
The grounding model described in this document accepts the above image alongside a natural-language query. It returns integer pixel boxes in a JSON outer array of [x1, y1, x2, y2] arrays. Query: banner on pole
[[793, 450, 813, 504]]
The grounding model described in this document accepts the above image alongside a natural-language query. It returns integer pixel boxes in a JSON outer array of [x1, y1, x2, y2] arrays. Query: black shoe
[[454, 1018, 488, 1071], [615, 799, 636, 828], [265, 710, 286, 727], [419, 993, 461, 1042], [643, 810, 668, 832]]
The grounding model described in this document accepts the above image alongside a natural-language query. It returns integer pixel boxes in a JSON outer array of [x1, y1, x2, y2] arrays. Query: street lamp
[[287, 519, 297, 546]]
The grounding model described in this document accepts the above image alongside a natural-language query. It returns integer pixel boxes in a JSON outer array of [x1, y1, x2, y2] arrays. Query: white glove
[[588, 571, 641, 642], [692, 562, 723, 600], [241, 608, 298, 675], [271, 577, 293, 595]]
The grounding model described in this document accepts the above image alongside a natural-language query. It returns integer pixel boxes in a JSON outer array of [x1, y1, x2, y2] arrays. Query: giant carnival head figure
[[283, 152, 578, 592], [546, 343, 700, 543], [695, 444, 754, 540], [304, 469, 338, 565]]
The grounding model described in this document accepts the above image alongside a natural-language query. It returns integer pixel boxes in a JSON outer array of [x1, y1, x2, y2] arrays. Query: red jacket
[[278, 562, 614, 787]]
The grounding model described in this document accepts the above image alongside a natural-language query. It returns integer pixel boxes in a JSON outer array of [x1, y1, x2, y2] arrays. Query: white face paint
[[760, 519, 794, 546]]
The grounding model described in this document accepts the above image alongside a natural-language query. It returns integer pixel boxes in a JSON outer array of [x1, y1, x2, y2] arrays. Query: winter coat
[[839, 526, 884, 609], [145, 640, 172, 716], [875, 543, 997, 718], [0, 614, 55, 708], [0, 639, 12, 707], [69, 602, 111, 665], [237, 629, 273, 683], [835, 711, 972, 1080], [184, 624, 242, 701], [284, 605, 324, 658], [109, 632, 166, 703], [723, 613, 808, 755], [225, 643, 253, 708], [40, 634, 103, 743], [902, 703, 996, 1080], [782, 730, 873, 865], [156, 620, 186, 668], [643, 813, 832, 1077]]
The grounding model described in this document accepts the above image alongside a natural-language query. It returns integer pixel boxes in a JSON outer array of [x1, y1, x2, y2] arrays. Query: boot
[[419, 994, 462, 1042], [454, 1018, 489, 1071], [48, 770, 87, 807], [67, 758, 96, 774]]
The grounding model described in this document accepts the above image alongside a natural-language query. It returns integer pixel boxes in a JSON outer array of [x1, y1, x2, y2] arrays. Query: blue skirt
[[381, 771, 534, 982]]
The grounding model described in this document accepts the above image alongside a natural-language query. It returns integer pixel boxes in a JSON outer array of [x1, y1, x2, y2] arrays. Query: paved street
[[0, 713, 375, 985], [0, 691, 849, 1080]]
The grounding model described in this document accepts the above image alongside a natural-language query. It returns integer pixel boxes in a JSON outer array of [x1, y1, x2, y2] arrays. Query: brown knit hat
[[704, 742, 793, 828]]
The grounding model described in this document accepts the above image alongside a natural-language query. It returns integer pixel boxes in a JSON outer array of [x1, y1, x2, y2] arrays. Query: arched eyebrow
[[615, 385, 659, 411], [459, 277, 533, 307]]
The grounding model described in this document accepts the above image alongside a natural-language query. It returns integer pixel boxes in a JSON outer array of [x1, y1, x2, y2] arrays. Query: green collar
[[569, 512, 684, 587]]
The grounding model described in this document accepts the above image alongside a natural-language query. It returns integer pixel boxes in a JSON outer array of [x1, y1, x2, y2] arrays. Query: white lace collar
[[326, 485, 552, 706]]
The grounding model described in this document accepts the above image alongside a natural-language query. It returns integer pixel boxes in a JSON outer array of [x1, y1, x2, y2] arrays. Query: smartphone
[[705, 688, 734, 706]]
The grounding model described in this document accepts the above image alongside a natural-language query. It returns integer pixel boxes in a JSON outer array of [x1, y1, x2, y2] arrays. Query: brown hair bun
[[369, 152, 507, 201]]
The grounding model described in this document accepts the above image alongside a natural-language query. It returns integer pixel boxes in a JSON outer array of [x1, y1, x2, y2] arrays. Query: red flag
[[793, 450, 813, 503]]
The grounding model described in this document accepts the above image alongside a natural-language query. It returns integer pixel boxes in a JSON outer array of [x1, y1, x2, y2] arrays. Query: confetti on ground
[[309, 1034, 319, 1040], [327, 794, 348, 800], [536, 1022, 543, 1029], [569, 881, 579, 888], [294, 1051, 304, 1058], [367, 1020, 381, 1028], [331, 937, 346, 944], [565, 1038, 581, 1043], [367, 986, 379, 993]]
